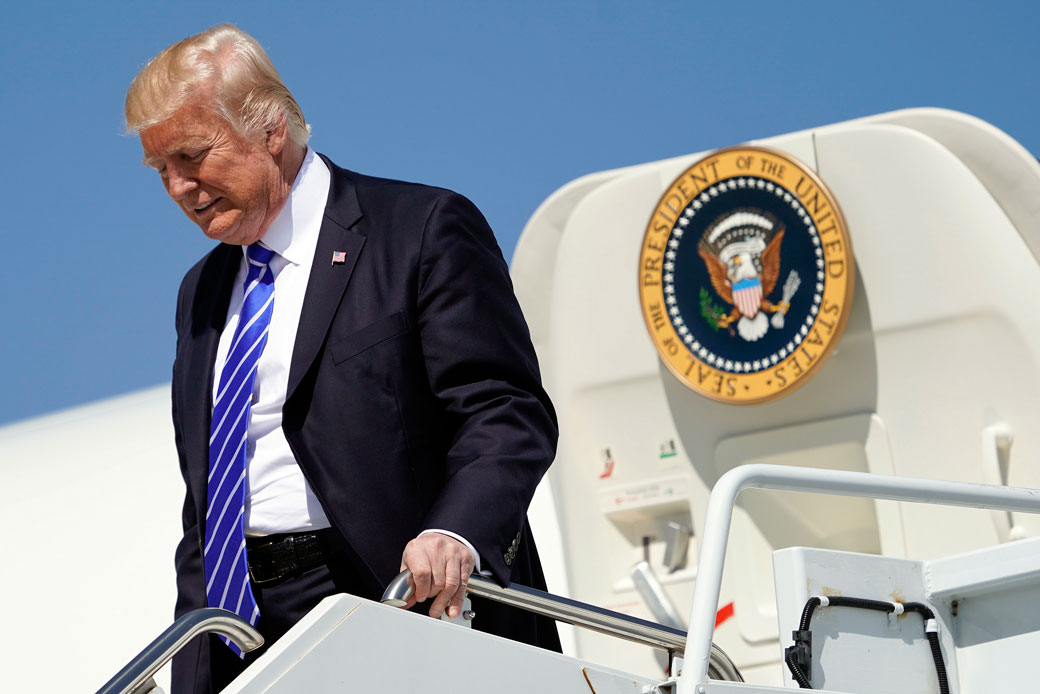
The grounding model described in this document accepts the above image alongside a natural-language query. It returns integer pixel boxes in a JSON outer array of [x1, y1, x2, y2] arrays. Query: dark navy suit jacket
[[170, 155, 559, 649]]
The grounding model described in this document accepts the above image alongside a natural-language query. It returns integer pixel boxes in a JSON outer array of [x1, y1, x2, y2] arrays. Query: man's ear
[[266, 114, 288, 156]]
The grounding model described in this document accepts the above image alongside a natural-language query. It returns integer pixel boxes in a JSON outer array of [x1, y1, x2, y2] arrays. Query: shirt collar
[[246, 147, 330, 266]]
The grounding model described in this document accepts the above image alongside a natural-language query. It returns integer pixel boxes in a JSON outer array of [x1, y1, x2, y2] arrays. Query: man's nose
[[165, 164, 198, 200]]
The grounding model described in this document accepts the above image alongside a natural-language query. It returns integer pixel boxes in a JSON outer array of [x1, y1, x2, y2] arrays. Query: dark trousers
[[171, 533, 368, 694]]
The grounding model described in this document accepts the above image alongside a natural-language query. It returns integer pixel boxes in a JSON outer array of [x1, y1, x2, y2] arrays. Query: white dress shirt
[[211, 148, 481, 569]]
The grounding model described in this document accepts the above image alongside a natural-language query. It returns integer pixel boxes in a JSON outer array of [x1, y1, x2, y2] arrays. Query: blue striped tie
[[205, 242, 276, 656]]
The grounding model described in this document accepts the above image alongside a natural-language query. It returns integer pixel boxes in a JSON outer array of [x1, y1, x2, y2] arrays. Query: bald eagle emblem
[[698, 209, 801, 342]]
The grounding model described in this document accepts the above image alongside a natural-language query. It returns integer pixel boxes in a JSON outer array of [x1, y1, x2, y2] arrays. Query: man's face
[[140, 104, 285, 245]]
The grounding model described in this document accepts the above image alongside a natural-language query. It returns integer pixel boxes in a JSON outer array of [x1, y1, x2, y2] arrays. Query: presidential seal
[[638, 146, 854, 404]]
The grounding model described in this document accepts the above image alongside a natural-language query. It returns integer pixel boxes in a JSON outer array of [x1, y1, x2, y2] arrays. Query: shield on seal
[[732, 277, 762, 317]]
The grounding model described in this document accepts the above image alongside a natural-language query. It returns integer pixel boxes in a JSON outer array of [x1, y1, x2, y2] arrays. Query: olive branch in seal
[[699, 287, 727, 331]]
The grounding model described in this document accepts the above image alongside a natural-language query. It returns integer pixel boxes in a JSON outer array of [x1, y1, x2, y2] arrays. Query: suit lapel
[[184, 244, 239, 517], [286, 158, 365, 402]]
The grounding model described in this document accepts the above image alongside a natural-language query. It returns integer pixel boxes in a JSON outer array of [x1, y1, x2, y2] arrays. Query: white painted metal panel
[[224, 594, 658, 694]]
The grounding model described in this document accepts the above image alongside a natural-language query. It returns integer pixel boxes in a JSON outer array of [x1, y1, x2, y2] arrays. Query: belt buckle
[[249, 562, 288, 587]]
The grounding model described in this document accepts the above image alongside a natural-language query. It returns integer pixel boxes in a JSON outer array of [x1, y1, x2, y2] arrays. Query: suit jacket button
[[504, 553, 513, 566]]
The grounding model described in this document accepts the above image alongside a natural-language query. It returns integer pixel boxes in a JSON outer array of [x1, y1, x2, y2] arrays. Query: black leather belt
[[247, 528, 334, 586]]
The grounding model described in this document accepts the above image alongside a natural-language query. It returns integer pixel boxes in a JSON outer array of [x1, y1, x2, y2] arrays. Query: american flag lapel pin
[[331, 250, 347, 265]]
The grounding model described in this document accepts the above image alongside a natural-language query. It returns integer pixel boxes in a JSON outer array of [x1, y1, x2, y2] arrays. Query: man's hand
[[400, 533, 475, 619]]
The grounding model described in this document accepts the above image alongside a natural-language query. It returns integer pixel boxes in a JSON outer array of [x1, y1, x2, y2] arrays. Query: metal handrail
[[381, 569, 742, 682], [678, 463, 1040, 693], [96, 608, 264, 694]]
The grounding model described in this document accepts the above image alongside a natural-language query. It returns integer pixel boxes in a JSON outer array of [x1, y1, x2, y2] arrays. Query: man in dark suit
[[127, 24, 559, 693]]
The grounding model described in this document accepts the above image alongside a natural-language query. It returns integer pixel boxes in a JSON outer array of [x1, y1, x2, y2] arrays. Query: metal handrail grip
[[470, 574, 687, 651], [96, 608, 264, 694], [381, 569, 742, 682], [678, 463, 1040, 694]]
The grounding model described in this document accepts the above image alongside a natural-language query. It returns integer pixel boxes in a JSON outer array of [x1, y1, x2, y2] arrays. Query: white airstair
[[100, 464, 1040, 694]]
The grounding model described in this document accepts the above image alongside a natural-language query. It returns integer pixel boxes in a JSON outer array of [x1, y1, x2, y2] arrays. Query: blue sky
[[1, 1, 1037, 424]]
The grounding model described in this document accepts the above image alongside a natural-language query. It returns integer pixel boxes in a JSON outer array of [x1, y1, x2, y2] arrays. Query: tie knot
[[246, 243, 276, 267]]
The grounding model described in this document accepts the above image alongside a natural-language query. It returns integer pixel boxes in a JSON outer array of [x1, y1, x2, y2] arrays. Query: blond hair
[[125, 24, 310, 146]]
